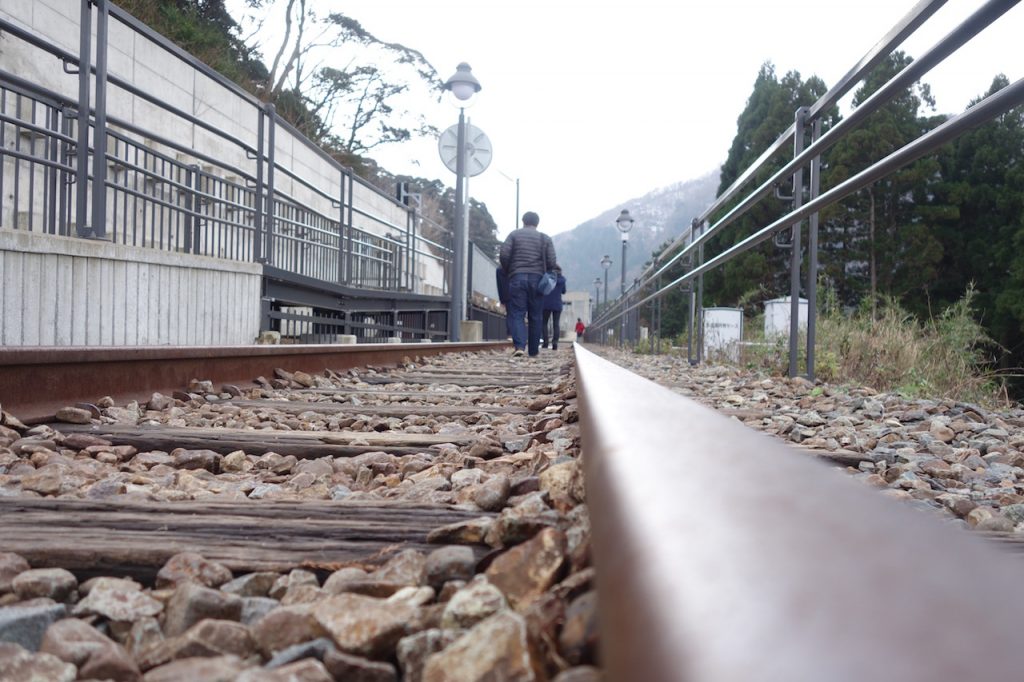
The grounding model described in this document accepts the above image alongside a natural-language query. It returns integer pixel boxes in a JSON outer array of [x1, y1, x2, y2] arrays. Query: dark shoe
[[552, 345, 558, 350]]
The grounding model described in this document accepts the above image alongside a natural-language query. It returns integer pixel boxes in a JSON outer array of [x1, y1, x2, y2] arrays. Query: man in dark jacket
[[499, 211, 558, 357], [541, 267, 566, 350]]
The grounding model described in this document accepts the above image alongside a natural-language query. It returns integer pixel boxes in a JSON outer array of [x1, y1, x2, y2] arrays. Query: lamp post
[[616, 209, 634, 296], [616, 210, 634, 345], [593, 277, 601, 310], [600, 254, 612, 311], [442, 62, 481, 342], [498, 171, 520, 233]]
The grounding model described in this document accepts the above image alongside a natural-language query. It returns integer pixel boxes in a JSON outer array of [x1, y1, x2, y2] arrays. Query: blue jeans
[[508, 272, 543, 355], [542, 309, 561, 348]]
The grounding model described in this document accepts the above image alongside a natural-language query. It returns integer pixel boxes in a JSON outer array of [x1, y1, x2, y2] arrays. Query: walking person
[[541, 267, 566, 350], [575, 317, 586, 341], [499, 211, 558, 357]]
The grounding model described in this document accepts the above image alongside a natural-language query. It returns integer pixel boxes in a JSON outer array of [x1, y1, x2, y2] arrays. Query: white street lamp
[[616, 209, 634, 297], [442, 62, 481, 342], [616, 209, 634, 346], [600, 254, 612, 309]]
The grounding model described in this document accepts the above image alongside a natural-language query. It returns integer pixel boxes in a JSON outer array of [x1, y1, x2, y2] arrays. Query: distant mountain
[[552, 169, 720, 297]]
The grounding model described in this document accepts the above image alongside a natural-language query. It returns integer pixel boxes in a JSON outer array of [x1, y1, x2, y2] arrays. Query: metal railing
[[266, 304, 451, 343], [587, 0, 1024, 379], [0, 1, 452, 302]]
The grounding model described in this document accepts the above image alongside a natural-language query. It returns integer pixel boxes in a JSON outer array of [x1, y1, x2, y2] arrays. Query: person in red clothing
[[575, 318, 585, 341]]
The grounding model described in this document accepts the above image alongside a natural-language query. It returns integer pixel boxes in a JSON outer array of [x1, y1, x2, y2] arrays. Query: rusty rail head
[[0, 342, 509, 423], [574, 344, 1024, 681]]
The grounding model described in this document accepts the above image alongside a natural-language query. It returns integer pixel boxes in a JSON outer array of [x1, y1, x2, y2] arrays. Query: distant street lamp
[[442, 62, 481, 342], [616, 209, 634, 296], [593, 277, 602, 310], [616, 209, 634, 346], [600, 254, 612, 309]]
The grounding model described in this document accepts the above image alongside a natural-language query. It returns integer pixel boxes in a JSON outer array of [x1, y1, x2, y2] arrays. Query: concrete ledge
[[0, 229, 262, 276]]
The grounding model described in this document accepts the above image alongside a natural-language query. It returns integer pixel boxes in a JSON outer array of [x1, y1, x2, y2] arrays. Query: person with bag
[[499, 211, 558, 357], [541, 267, 566, 350]]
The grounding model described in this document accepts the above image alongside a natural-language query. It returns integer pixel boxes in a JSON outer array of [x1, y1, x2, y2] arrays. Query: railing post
[[406, 209, 415, 291], [59, 106, 74, 236], [336, 169, 346, 283], [264, 103, 276, 266], [253, 107, 265, 263], [74, 0, 92, 238], [653, 274, 661, 354], [696, 233, 705, 364], [183, 164, 195, 253], [345, 173, 354, 285], [806, 117, 822, 382], [89, 0, 110, 239], [45, 106, 60, 235], [788, 106, 808, 377]]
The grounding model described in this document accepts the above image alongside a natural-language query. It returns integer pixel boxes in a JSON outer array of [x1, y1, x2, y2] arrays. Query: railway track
[[0, 344, 596, 681], [5, 343, 1024, 681]]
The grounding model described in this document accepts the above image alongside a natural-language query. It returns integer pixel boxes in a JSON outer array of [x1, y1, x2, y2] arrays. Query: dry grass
[[731, 286, 1007, 406]]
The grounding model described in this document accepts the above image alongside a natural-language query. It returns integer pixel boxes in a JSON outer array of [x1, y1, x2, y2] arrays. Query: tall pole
[[620, 238, 627, 297], [89, 0, 110, 239], [788, 107, 807, 377], [619, 236, 627, 346], [603, 269, 609, 308], [75, 0, 92, 237], [515, 178, 520, 230], [450, 107, 467, 342], [807, 117, 822, 381], [594, 279, 601, 309]]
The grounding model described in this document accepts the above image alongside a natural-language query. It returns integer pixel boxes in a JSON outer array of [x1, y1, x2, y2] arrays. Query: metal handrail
[[597, 75, 1024, 328], [591, 1, 1022, 364], [575, 343, 1024, 680], [0, 5, 452, 304], [637, 0, 950, 281], [645, 0, 1016, 286]]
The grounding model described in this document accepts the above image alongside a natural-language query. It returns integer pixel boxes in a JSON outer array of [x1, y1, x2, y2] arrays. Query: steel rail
[[0, 342, 508, 423], [574, 343, 1024, 681]]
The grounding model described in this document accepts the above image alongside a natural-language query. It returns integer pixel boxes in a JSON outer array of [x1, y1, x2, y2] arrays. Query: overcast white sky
[[232, 1, 1022, 239]]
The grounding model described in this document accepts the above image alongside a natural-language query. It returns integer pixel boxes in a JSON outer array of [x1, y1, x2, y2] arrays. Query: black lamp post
[[593, 277, 601, 310]]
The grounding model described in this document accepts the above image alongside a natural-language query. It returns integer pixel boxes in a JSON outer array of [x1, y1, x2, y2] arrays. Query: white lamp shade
[[450, 82, 477, 101]]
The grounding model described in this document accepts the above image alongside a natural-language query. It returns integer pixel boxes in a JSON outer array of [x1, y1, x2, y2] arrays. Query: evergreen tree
[[932, 75, 1024, 374], [704, 64, 830, 309], [821, 52, 946, 315]]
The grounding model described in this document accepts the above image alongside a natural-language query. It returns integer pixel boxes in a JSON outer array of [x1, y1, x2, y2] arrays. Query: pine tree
[[704, 64, 830, 308], [932, 75, 1024, 373], [821, 52, 945, 315]]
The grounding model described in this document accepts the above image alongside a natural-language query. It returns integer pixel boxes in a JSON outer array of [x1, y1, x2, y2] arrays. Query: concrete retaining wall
[[0, 229, 261, 346]]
